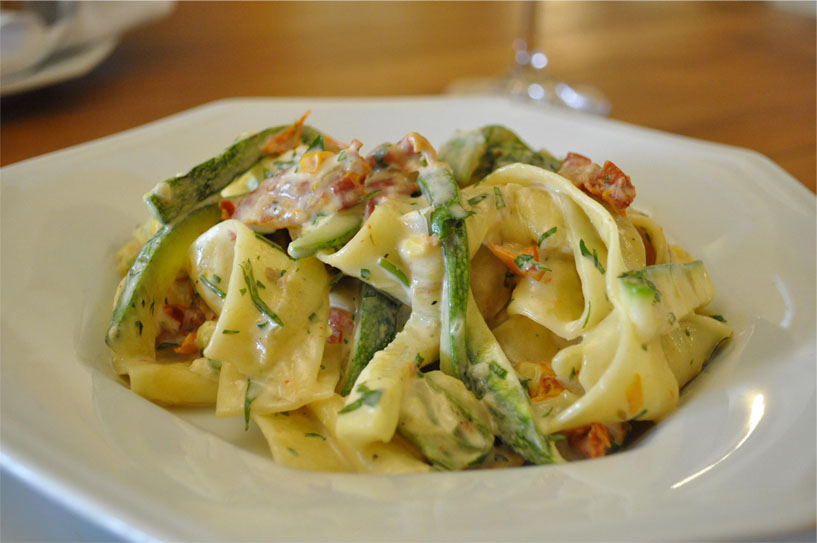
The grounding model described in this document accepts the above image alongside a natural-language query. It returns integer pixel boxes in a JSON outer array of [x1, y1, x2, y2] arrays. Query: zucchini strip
[[144, 122, 323, 224], [339, 283, 401, 396], [465, 292, 562, 464]]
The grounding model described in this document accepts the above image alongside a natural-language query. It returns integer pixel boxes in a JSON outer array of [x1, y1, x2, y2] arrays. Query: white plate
[[1, 97, 814, 542], [0, 37, 117, 96]]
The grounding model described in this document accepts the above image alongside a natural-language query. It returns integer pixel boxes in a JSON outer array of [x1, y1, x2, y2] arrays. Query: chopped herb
[[538, 226, 558, 246], [338, 383, 383, 414], [304, 432, 326, 440], [579, 239, 605, 274], [629, 408, 648, 421], [488, 361, 508, 379], [240, 288, 247, 296], [684, 328, 691, 337], [337, 149, 347, 161], [254, 232, 284, 253], [569, 367, 577, 380], [149, 300, 155, 314], [377, 257, 409, 286], [241, 259, 284, 327], [493, 186, 505, 209], [361, 189, 382, 202], [541, 407, 554, 417], [257, 321, 268, 329], [415, 353, 424, 366], [419, 156, 428, 167], [513, 253, 551, 273], [200, 274, 226, 299], [360, 268, 371, 280], [308, 312, 317, 322], [223, 329, 240, 335], [244, 379, 260, 430], [641, 343, 648, 351], [141, 299, 145, 308], [207, 359, 222, 371], [135, 320, 143, 336], [582, 302, 592, 328], [667, 312, 676, 324], [213, 274, 222, 283], [467, 193, 488, 206], [711, 314, 727, 322], [287, 447, 299, 456], [306, 135, 325, 152]]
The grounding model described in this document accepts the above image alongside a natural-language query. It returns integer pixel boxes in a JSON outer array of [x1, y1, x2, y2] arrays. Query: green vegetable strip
[[339, 283, 401, 396], [199, 274, 226, 299], [416, 165, 470, 382], [464, 293, 561, 464], [144, 124, 323, 224], [240, 259, 284, 327], [376, 257, 410, 287]]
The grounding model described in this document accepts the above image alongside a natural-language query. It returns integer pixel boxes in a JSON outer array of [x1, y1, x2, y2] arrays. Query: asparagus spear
[[407, 133, 560, 464]]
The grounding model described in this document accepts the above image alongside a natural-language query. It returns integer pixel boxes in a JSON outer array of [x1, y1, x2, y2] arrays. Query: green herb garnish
[[493, 186, 505, 209], [241, 259, 284, 327], [377, 257, 409, 287], [467, 193, 488, 206], [579, 239, 605, 274], [338, 383, 383, 414], [199, 274, 226, 299], [254, 231, 285, 253], [538, 226, 558, 245]]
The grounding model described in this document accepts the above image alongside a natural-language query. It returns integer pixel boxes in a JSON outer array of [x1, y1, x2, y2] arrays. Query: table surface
[[1, 1, 815, 192]]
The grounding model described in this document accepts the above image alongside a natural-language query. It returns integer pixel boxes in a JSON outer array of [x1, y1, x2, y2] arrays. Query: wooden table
[[2, 1, 815, 192]]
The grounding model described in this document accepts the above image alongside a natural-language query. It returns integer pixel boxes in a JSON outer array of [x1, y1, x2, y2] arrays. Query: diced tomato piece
[[163, 304, 185, 324], [565, 423, 613, 459], [261, 111, 309, 155], [486, 243, 547, 281], [558, 153, 636, 215], [557, 152, 601, 187], [219, 199, 235, 220], [327, 307, 354, 344], [330, 173, 366, 210], [526, 362, 565, 401], [587, 161, 636, 216], [174, 331, 199, 354]]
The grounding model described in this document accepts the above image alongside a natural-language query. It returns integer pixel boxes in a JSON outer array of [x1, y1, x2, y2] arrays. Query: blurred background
[[0, 1, 814, 191]]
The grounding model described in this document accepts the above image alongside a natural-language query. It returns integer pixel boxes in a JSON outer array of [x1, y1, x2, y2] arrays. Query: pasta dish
[[106, 113, 731, 472]]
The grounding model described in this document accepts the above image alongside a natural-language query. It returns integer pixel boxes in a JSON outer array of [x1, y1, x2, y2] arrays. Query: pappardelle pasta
[[107, 114, 731, 472]]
